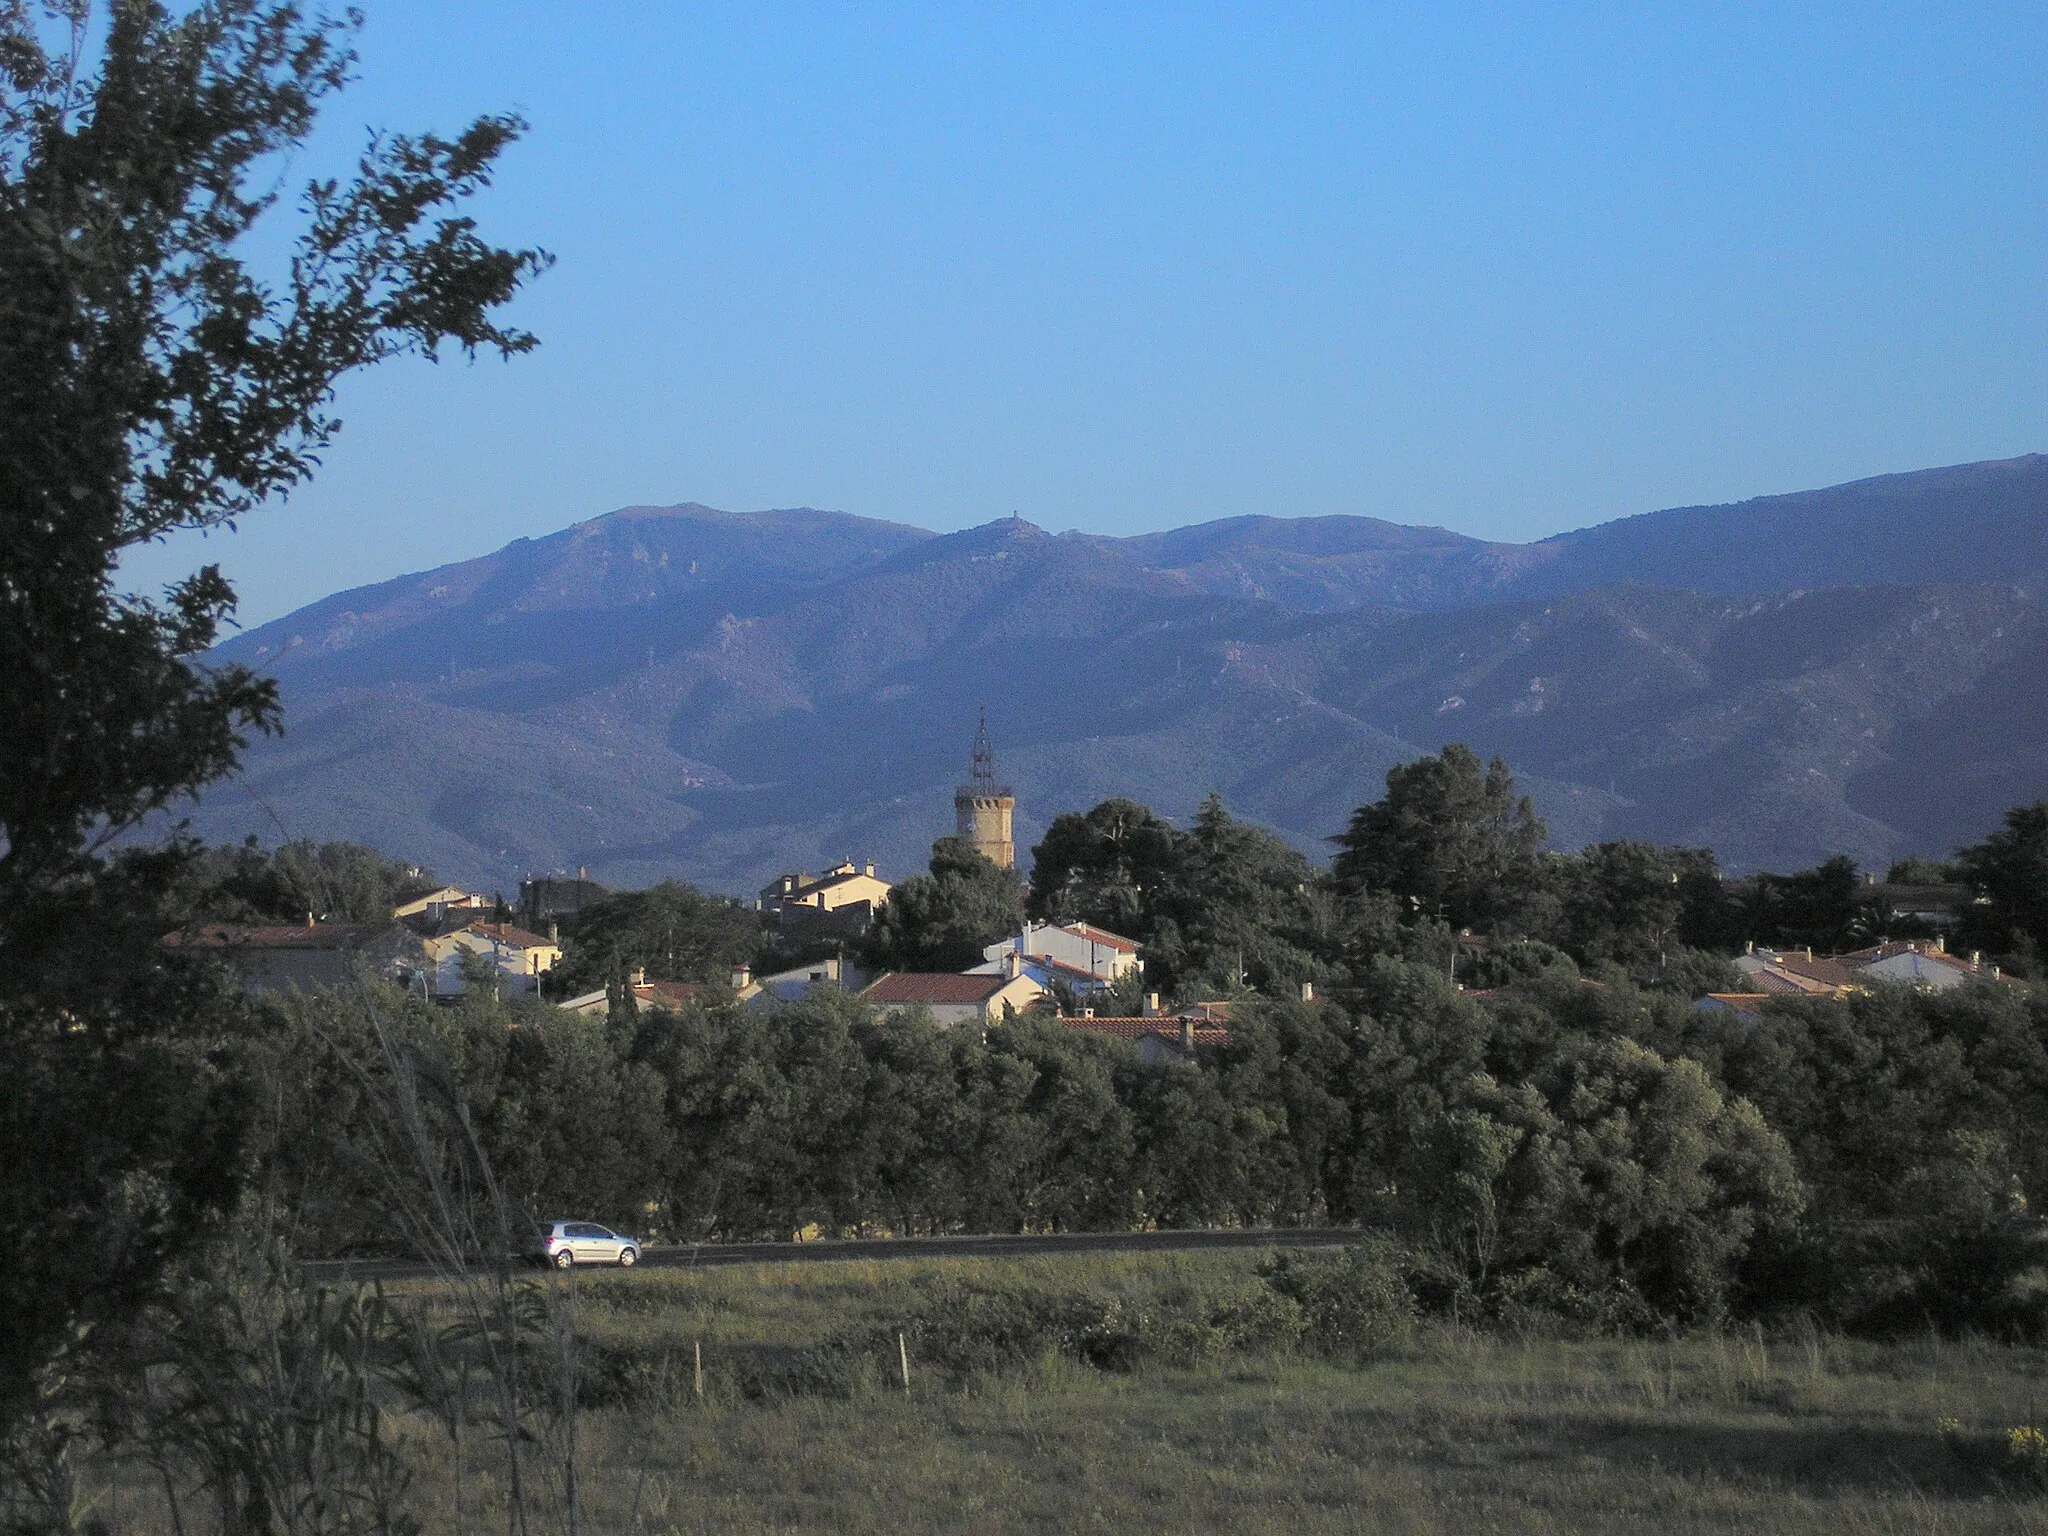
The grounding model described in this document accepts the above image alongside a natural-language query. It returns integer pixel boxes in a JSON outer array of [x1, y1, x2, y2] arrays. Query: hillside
[[185, 456, 2048, 894]]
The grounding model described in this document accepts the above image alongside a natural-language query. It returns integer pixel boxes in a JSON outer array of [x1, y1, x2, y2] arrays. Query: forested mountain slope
[[186, 456, 2048, 893]]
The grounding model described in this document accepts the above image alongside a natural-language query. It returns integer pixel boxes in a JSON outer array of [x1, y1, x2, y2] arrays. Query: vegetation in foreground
[[67, 1250, 2048, 1534]]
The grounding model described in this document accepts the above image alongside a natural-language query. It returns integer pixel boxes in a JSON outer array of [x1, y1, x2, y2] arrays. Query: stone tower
[[954, 710, 1016, 869]]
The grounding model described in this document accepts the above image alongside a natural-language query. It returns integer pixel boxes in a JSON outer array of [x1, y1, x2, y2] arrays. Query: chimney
[[730, 964, 752, 991], [1004, 951, 1022, 980], [1142, 992, 1161, 1017], [1972, 951, 1982, 967], [1300, 981, 1315, 1004], [305, 911, 315, 928], [865, 862, 875, 878], [1805, 947, 1813, 961], [578, 866, 587, 881], [1081, 1007, 1094, 1019], [1745, 940, 1754, 955], [1180, 1017, 1195, 1051], [630, 966, 646, 987], [548, 920, 559, 944], [1935, 933, 1946, 954]]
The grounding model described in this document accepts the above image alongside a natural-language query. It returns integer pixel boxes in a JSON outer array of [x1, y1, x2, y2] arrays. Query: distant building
[[954, 711, 1016, 870], [162, 920, 429, 996], [1059, 1013, 1231, 1065], [1714, 937, 2022, 1009], [860, 968, 1046, 1027], [558, 969, 715, 1017], [1732, 947, 1852, 997], [424, 921, 562, 999], [740, 954, 868, 1007], [392, 885, 493, 933], [519, 872, 609, 929], [1837, 937, 2019, 993], [759, 860, 892, 936], [967, 921, 1142, 999], [1858, 875, 1977, 931]]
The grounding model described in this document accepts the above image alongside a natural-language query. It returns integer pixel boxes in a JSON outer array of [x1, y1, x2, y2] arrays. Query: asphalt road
[[303, 1226, 1363, 1285]]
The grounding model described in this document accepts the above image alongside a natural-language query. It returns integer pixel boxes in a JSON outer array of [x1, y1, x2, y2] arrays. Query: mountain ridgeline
[[194, 455, 2048, 893]]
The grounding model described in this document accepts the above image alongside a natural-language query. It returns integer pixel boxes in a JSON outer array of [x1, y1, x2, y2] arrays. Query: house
[[162, 920, 430, 996], [392, 885, 493, 930], [759, 860, 893, 937], [424, 921, 562, 999], [1059, 1013, 1232, 1065], [1837, 937, 2019, 993], [859, 968, 1047, 1027], [740, 954, 867, 1007], [967, 921, 1142, 998], [1732, 947, 1853, 997], [557, 968, 716, 1017]]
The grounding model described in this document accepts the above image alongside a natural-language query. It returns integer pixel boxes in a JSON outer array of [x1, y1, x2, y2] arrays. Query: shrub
[[1258, 1244, 1415, 1360]]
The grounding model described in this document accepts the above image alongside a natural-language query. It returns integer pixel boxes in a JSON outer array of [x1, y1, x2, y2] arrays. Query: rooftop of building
[[862, 972, 1016, 1006]]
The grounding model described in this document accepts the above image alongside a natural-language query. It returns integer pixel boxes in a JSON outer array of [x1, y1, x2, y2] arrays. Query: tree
[[863, 835, 1026, 973], [1398, 1039, 1805, 1328], [1957, 802, 2048, 972], [1028, 797, 1184, 934], [554, 880, 764, 994], [0, 0, 545, 1433], [1733, 855, 1868, 955], [174, 837, 437, 923], [1331, 745, 1545, 934]]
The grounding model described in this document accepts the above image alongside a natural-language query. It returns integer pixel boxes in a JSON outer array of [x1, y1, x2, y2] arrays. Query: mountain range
[[185, 454, 2048, 896]]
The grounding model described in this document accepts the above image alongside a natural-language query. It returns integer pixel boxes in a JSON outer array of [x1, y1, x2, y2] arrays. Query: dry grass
[[89, 1251, 2048, 1533]]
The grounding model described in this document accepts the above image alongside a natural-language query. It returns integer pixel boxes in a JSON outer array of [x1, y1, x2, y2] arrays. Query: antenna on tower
[[969, 707, 997, 789]]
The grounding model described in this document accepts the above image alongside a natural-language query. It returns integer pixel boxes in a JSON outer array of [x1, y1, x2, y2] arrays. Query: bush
[[1258, 1244, 1415, 1360]]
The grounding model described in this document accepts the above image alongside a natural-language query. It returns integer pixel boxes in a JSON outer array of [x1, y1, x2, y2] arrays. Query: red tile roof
[[637, 980, 711, 1009], [1058, 1016, 1232, 1048], [463, 921, 555, 950], [1063, 922, 1140, 953], [863, 973, 1011, 1006]]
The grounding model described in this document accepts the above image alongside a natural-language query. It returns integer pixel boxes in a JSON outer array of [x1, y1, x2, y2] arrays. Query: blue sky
[[123, 3, 2046, 626]]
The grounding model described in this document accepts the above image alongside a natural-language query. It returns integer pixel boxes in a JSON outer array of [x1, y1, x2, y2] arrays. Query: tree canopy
[[0, 0, 546, 1436], [1330, 745, 1546, 933]]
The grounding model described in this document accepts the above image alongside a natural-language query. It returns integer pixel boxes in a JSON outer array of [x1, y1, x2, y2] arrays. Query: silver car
[[532, 1220, 640, 1269]]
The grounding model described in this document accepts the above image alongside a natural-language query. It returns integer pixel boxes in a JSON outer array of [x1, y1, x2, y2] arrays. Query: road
[[303, 1225, 1363, 1285]]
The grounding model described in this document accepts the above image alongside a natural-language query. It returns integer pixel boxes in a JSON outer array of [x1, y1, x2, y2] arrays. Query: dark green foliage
[[1029, 793, 1328, 995], [554, 880, 763, 993], [863, 836, 1026, 973], [1734, 855, 1869, 955], [176, 837, 439, 923], [1257, 1244, 1415, 1359], [1394, 1038, 1805, 1329], [249, 984, 674, 1253], [1331, 745, 1546, 934], [1957, 802, 2048, 973], [0, 0, 546, 897], [0, 0, 544, 1437], [1028, 797, 1184, 937]]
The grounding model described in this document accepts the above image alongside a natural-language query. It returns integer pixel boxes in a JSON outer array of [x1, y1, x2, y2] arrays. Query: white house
[[969, 921, 1142, 998]]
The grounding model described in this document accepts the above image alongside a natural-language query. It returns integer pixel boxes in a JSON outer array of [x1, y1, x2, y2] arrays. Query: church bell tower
[[954, 710, 1016, 869]]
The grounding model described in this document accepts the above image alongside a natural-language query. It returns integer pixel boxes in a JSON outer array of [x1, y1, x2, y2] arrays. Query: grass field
[[89, 1249, 2048, 1533]]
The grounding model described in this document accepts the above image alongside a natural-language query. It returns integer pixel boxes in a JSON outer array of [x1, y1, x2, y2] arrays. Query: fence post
[[899, 1332, 911, 1394]]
